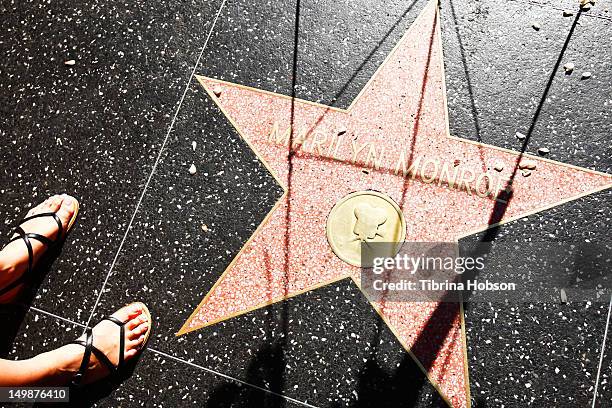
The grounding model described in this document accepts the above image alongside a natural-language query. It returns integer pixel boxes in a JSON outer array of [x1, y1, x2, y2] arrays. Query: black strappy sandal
[[69, 316, 127, 387], [69, 304, 152, 387], [0, 197, 79, 297]]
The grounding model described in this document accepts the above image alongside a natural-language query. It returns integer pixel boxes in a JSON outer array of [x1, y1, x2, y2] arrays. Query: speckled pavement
[[1, 0, 611, 407]]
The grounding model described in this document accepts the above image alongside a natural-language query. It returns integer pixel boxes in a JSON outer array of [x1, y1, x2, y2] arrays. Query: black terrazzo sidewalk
[[1, 0, 611, 407]]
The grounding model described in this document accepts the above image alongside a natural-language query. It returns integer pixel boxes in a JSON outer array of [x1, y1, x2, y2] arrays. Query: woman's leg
[[0, 303, 150, 386], [0, 346, 74, 386], [0, 197, 150, 386]]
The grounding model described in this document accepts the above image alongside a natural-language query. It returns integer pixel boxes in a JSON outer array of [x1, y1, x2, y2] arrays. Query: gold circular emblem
[[326, 191, 406, 267]]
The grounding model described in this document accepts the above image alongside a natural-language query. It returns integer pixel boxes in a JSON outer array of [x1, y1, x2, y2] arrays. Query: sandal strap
[[102, 316, 126, 369], [18, 212, 64, 242], [69, 327, 94, 387], [13, 227, 34, 273], [8, 232, 54, 247], [68, 328, 119, 387], [89, 344, 118, 376], [104, 316, 126, 326], [0, 212, 63, 296]]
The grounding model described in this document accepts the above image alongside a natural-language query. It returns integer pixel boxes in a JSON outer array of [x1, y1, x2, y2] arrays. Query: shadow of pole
[[507, 8, 583, 180], [278, 0, 426, 400]]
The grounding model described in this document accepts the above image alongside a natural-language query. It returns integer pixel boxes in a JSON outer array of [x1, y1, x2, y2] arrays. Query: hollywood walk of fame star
[[177, 1, 612, 406]]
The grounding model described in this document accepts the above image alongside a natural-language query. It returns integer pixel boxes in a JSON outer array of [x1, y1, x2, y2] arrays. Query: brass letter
[[458, 168, 476, 195], [474, 172, 493, 198], [351, 140, 369, 163], [268, 122, 290, 146], [438, 161, 459, 189], [420, 159, 440, 184], [309, 132, 327, 156], [394, 151, 422, 178], [365, 145, 385, 170]]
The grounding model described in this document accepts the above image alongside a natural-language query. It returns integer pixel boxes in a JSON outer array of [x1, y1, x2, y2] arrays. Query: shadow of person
[[206, 341, 287, 408], [0, 242, 65, 357], [206, 327, 451, 408], [350, 354, 448, 408]]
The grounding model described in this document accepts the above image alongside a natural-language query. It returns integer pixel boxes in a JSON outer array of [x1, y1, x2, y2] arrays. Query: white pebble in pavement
[[189, 163, 197, 175]]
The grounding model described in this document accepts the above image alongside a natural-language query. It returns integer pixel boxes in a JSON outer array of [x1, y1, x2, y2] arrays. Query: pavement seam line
[[592, 294, 612, 408], [81, 0, 228, 333], [148, 349, 320, 408], [27, 306, 318, 407]]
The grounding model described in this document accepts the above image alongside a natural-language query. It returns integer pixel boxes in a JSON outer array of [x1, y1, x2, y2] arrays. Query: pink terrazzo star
[[178, 1, 612, 406]]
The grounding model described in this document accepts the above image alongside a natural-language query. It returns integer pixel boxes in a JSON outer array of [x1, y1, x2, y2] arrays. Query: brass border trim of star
[[177, 1, 612, 407]]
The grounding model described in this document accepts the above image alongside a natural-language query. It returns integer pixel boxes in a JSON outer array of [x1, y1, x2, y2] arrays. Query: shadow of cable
[[203, 0, 586, 406], [481, 6, 582, 241], [402, 3, 584, 402], [262, 0, 432, 406]]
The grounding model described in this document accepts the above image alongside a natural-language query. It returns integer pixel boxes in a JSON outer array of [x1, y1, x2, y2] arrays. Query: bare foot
[[59, 303, 151, 385], [0, 194, 78, 302]]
